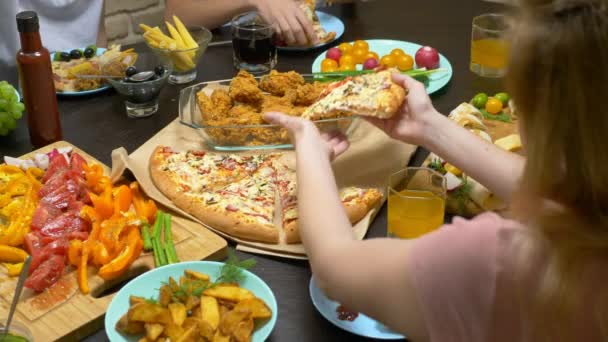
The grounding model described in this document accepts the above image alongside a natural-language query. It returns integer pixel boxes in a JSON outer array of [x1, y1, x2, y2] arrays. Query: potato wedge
[[128, 303, 172, 325], [200, 296, 220, 330], [219, 304, 230, 319], [213, 329, 231, 342], [144, 323, 164, 340], [204, 285, 255, 302], [168, 302, 187, 326], [168, 277, 180, 292], [185, 269, 210, 281], [198, 319, 215, 341], [233, 318, 254, 342], [217, 299, 236, 310], [185, 295, 200, 311], [191, 306, 201, 318], [164, 322, 185, 341], [130, 296, 147, 306], [182, 317, 201, 330], [219, 307, 252, 336], [116, 313, 145, 335], [159, 285, 172, 307], [176, 325, 199, 342], [137, 338, 149, 342], [234, 298, 272, 319]]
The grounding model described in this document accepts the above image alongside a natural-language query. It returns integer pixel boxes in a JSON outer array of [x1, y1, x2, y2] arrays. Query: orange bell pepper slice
[[92, 241, 112, 266], [78, 242, 90, 294], [83, 163, 106, 194], [129, 182, 158, 224], [89, 185, 113, 220], [97, 227, 143, 281], [113, 185, 132, 216], [68, 239, 83, 267]]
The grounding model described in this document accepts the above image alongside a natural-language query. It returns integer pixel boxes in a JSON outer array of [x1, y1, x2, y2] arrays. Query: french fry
[[200, 296, 221, 330], [172, 15, 198, 49], [166, 21, 187, 49]]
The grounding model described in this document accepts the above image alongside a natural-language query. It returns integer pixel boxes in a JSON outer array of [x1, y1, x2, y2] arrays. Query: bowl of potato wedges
[[105, 260, 277, 342]]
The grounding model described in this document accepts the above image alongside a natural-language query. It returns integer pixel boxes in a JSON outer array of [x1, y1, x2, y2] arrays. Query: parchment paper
[[111, 117, 415, 258]]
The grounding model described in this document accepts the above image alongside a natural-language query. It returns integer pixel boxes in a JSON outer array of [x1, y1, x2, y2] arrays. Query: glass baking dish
[[178, 76, 359, 151]]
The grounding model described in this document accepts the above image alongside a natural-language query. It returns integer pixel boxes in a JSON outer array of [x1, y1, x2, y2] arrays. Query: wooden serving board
[[0, 141, 228, 341]]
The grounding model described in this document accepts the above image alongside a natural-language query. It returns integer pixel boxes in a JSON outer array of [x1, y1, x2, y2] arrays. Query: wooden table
[[0, 0, 506, 340]]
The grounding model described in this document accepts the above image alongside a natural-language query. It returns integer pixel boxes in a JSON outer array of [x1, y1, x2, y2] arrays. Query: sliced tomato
[[70, 153, 87, 176], [42, 153, 69, 183], [25, 254, 65, 292], [31, 204, 61, 231]]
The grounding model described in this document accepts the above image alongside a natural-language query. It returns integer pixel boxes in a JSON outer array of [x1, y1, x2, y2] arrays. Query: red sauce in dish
[[336, 305, 359, 321]]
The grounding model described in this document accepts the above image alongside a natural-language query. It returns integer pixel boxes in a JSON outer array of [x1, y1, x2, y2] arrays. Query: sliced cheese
[[495, 134, 522, 152], [449, 102, 483, 121], [470, 129, 493, 143]]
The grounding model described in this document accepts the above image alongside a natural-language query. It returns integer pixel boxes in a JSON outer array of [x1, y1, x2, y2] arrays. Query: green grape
[[4, 117, 16, 131], [0, 111, 9, 123], [11, 110, 23, 120], [0, 98, 7, 111], [0, 84, 16, 102], [0, 81, 7, 87], [8, 101, 24, 115]]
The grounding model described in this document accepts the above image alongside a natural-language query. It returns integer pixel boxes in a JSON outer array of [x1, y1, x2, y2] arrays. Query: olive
[[69, 49, 82, 59], [494, 92, 510, 106], [154, 65, 166, 77], [471, 93, 488, 109], [83, 47, 95, 58], [125, 66, 138, 77], [60, 52, 71, 62]]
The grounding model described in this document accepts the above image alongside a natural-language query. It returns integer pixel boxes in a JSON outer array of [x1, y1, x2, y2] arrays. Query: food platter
[[105, 261, 277, 342], [309, 277, 405, 340], [312, 39, 453, 95], [277, 11, 345, 51], [50, 47, 111, 96]]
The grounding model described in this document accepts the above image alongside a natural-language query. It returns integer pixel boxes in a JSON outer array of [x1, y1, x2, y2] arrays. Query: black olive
[[125, 66, 138, 77], [69, 49, 82, 59], [154, 65, 166, 77], [60, 52, 71, 62], [83, 47, 95, 58]]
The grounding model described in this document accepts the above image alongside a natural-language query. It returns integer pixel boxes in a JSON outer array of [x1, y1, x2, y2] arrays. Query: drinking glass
[[231, 12, 277, 74], [387, 167, 446, 239], [470, 13, 510, 78]]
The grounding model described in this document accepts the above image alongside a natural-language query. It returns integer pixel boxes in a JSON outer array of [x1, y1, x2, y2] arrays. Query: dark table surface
[[0, 0, 507, 340]]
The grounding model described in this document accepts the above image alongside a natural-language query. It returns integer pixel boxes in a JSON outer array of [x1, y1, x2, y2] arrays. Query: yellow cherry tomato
[[339, 54, 355, 67], [338, 63, 356, 71], [338, 43, 353, 55], [321, 58, 339, 71], [395, 54, 414, 71], [365, 51, 379, 61], [390, 48, 406, 57], [379, 54, 395, 67], [353, 40, 369, 51], [352, 48, 368, 64], [485, 97, 503, 115]]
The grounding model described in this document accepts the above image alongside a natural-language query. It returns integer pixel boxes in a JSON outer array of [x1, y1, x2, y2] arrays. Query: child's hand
[[264, 112, 349, 161]]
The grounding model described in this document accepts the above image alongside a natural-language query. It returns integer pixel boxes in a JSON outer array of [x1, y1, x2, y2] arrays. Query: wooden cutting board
[[0, 141, 228, 341]]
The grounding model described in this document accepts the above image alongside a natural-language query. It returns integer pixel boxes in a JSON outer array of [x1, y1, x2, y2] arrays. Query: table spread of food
[[0, 1, 521, 341]]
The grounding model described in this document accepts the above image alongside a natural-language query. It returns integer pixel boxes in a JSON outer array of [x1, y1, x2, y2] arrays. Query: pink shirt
[[408, 212, 605, 342]]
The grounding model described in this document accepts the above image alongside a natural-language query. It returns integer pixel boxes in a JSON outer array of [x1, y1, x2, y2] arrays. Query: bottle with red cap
[[16, 10, 62, 148]]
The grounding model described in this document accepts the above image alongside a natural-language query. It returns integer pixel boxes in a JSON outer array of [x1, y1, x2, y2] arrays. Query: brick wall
[[105, 0, 166, 45]]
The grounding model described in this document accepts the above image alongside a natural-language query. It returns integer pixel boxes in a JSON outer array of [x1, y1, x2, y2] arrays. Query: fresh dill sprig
[[216, 249, 256, 284], [453, 176, 473, 215], [428, 158, 446, 174]]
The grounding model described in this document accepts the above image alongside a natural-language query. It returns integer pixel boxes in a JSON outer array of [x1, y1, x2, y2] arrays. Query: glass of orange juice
[[470, 13, 510, 78], [387, 167, 446, 239]]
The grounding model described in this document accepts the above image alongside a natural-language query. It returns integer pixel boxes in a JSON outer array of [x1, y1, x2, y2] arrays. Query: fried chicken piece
[[294, 81, 327, 106], [261, 93, 306, 116], [197, 90, 216, 121], [229, 70, 263, 104], [210, 89, 233, 115], [259, 70, 306, 96], [227, 104, 264, 124]]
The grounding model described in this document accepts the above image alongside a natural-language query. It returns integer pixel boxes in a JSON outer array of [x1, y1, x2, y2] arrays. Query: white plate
[[278, 11, 345, 51], [309, 277, 405, 340], [50, 47, 111, 96]]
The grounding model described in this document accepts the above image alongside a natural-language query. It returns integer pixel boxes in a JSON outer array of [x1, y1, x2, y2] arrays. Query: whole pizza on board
[[150, 146, 382, 244]]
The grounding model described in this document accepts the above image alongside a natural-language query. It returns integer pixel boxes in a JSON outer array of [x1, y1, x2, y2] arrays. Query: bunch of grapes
[[0, 81, 24, 136]]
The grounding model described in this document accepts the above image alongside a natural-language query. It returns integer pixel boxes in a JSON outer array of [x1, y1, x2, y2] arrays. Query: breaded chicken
[[210, 89, 233, 115], [259, 70, 306, 96], [197, 91, 216, 121], [227, 104, 264, 124], [229, 70, 263, 104], [294, 81, 327, 106], [261, 93, 306, 116]]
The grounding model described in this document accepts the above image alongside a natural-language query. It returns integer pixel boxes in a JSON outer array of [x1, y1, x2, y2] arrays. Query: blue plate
[[105, 261, 278, 342], [278, 11, 344, 51], [50, 47, 111, 96], [311, 39, 453, 95], [309, 277, 405, 340]]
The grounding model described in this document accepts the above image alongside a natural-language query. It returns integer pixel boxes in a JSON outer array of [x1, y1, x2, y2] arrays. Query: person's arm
[[264, 113, 429, 341], [366, 73, 525, 202], [165, 0, 253, 30], [164, 0, 317, 45]]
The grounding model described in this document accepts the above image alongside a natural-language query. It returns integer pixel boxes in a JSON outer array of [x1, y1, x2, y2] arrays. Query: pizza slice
[[302, 70, 407, 120], [297, 0, 336, 45]]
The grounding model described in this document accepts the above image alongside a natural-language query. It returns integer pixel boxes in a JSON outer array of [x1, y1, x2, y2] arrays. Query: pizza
[[298, 0, 337, 45], [302, 70, 407, 120], [149, 146, 382, 244]]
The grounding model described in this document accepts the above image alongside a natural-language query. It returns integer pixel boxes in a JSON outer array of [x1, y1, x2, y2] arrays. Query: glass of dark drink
[[231, 12, 277, 74]]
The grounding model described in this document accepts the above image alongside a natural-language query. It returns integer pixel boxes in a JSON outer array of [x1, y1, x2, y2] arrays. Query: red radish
[[363, 58, 379, 70], [415, 46, 440, 70], [326, 47, 342, 62]]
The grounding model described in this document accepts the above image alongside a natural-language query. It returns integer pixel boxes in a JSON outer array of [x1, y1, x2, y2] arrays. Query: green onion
[[163, 213, 179, 264], [311, 68, 448, 82], [151, 211, 166, 267], [141, 223, 153, 251]]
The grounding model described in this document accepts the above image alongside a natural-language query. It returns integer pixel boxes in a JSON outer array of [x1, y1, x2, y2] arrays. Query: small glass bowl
[[145, 27, 212, 84], [0, 319, 34, 341], [105, 52, 173, 118]]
